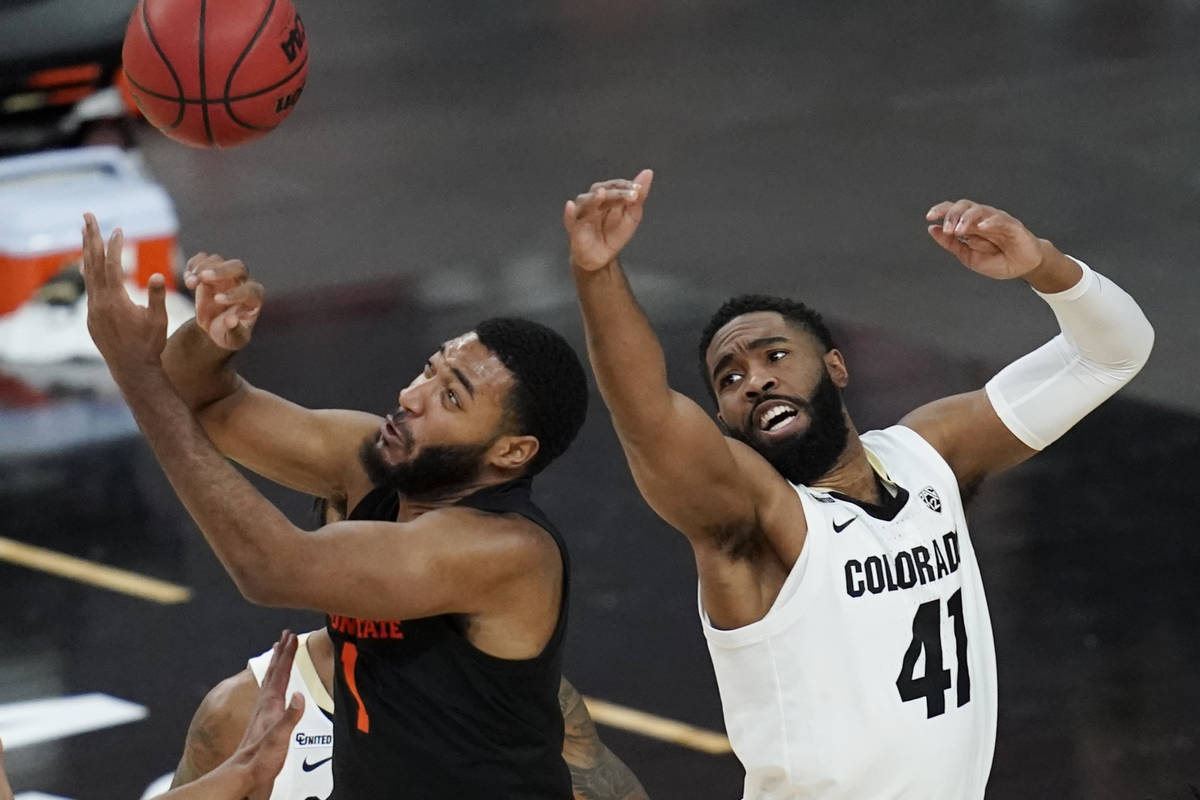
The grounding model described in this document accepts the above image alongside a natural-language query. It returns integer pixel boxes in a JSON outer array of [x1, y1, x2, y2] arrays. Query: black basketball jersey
[[325, 476, 572, 799]]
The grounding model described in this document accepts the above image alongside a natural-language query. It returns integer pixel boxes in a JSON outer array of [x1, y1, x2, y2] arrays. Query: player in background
[[165, 628, 648, 800], [563, 171, 1153, 799], [81, 213, 589, 799], [4, 632, 304, 800]]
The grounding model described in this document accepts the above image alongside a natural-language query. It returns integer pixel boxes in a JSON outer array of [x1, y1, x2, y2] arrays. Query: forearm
[[162, 319, 243, 412], [573, 260, 675, 437], [986, 255, 1154, 449], [569, 746, 650, 800], [115, 365, 301, 602]]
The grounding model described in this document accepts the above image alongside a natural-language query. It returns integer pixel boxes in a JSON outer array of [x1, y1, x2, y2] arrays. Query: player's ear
[[824, 349, 849, 388], [489, 435, 539, 472]]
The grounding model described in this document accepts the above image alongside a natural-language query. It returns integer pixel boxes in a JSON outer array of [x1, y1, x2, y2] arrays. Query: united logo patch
[[919, 486, 942, 512]]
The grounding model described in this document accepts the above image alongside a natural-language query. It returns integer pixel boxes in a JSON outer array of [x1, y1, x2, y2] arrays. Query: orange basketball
[[121, 0, 310, 148]]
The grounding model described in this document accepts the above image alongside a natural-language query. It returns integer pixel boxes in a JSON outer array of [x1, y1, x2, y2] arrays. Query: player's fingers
[[573, 191, 600, 215], [81, 214, 107, 289], [199, 258, 248, 285], [185, 252, 212, 272], [927, 225, 972, 260], [213, 280, 264, 309], [925, 201, 954, 221], [105, 229, 125, 287], [633, 168, 654, 204], [563, 199, 577, 228], [213, 306, 243, 333], [940, 199, 973, 234], [589, 178, 642, 195], [954, 205, 988, 235], [146, 274, 168, 329], [261, 631, 297, 696]]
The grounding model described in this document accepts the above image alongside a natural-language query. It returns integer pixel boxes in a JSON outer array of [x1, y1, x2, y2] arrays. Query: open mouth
[[381, 415, 409, 450], [754, 400, 801, 434]]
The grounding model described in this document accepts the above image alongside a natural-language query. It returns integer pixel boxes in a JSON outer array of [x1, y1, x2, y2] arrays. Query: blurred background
[[0, 1, 1197, 798]]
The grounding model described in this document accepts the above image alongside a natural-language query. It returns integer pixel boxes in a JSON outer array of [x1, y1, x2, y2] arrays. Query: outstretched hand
[[564, 169, 654, 272], [236, 630, 305, 800], [81, 213, 168, 373], [926, 199, 1046, 280], [183, 253, 263, 351]]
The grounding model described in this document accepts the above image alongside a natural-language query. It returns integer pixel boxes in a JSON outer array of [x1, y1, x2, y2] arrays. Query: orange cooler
[[0, 146, 179, 315]]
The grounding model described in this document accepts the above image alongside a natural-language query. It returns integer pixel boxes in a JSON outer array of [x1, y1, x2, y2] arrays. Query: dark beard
[[358, 436, 489, 500], [731, 368, 849, 486]]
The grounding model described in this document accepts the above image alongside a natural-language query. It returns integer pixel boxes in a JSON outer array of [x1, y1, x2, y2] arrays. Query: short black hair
[[475, 317, 589, 475], [697, 294, 837, 399]]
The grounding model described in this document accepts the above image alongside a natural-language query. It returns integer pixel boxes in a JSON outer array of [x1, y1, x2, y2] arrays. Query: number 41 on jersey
[[896, 588, 971, 718]]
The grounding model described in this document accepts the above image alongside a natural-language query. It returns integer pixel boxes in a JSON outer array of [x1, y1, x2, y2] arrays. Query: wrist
[[1023, 239, 1083, 294], [571, 255, 621, 280]]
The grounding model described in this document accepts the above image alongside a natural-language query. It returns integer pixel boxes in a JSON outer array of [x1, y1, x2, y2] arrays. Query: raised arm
[[564, 172, 780, 552], [901, 200, 1154, 488], [162, 254, 377, 501], [83, 216, 555, 629]]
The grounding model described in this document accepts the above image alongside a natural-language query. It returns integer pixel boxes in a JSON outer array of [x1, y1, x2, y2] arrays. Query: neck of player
[[812, 426, 885, 505]]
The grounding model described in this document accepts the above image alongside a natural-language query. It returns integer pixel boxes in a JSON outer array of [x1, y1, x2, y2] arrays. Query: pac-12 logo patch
[[919, 486, 942, 512]]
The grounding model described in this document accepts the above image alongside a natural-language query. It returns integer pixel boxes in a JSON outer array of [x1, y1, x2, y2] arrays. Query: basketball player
[[563, 172, 1154, 799], [166, 628, 648, 800], [0, 632, 301, 800], [80, 214, 589, 798]]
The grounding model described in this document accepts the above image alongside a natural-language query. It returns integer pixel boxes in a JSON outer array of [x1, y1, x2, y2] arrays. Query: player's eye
[[447, 388, 460, 408], [768, 350, 788, 362], [719, 372, 742, 389]]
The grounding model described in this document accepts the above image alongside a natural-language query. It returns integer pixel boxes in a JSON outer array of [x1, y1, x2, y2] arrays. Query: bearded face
[[725, 367, 849, 486], [359, 424, 492, 500]]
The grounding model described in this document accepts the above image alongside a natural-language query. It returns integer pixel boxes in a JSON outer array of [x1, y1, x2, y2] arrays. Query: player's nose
[[398, 382, 424, 415], [743, 371, 777, 398]]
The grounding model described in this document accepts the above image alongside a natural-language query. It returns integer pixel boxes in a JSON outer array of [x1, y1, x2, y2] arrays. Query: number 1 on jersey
[[895, 588, 970, 718], [340, 641, 371, 733]]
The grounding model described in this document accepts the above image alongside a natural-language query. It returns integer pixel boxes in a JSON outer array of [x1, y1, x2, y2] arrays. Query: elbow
[[1135, 316, 1155, 366], [226, 543, 299, 608], [230, 567, 284, 606]]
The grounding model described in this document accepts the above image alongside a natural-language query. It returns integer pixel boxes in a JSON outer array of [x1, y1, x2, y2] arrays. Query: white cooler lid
[[0, 146, 179, 256]]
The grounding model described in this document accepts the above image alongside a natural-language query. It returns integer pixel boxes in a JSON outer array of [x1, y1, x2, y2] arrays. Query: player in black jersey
[[169, 499, 648, 800], [80, 214, 592, 798], [168, 629, 648, 800]]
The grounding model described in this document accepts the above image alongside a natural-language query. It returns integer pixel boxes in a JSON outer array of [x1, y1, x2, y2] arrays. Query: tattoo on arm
[[559, 679, 650, 800], [169, 714, 228, 788]]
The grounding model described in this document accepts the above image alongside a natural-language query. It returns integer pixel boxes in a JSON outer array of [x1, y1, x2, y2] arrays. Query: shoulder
[[193, 667, 258, 737], [423, 505, 562, 572], [717, 435, 808, 560], [174, 668, 258, 785]]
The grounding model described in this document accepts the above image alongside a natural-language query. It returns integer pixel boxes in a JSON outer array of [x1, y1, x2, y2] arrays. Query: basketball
[[121, 0, 310, 148]]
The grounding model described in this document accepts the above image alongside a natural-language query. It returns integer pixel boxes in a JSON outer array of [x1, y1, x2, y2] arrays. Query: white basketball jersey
[[701, 425, 997, 800], [247, 632, 335, 800]]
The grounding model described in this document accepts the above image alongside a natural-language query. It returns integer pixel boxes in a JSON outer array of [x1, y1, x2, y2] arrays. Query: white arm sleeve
[[984, 258, 1154, 450]]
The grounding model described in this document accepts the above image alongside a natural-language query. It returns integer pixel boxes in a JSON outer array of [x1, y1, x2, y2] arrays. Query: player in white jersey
[[167, 627, 649, 800], [564, 172, 1153, 799], [246, 631, 335, 800]]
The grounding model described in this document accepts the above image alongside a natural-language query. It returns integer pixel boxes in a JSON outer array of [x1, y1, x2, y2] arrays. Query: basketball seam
[[122, 55, 308, 107], [198, 0, 214, 146], [222, 0, 278, 131], [138, 0, 187, 129]]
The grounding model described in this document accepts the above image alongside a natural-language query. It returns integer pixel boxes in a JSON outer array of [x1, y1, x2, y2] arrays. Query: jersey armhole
[[294, 632, 335, 714]]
